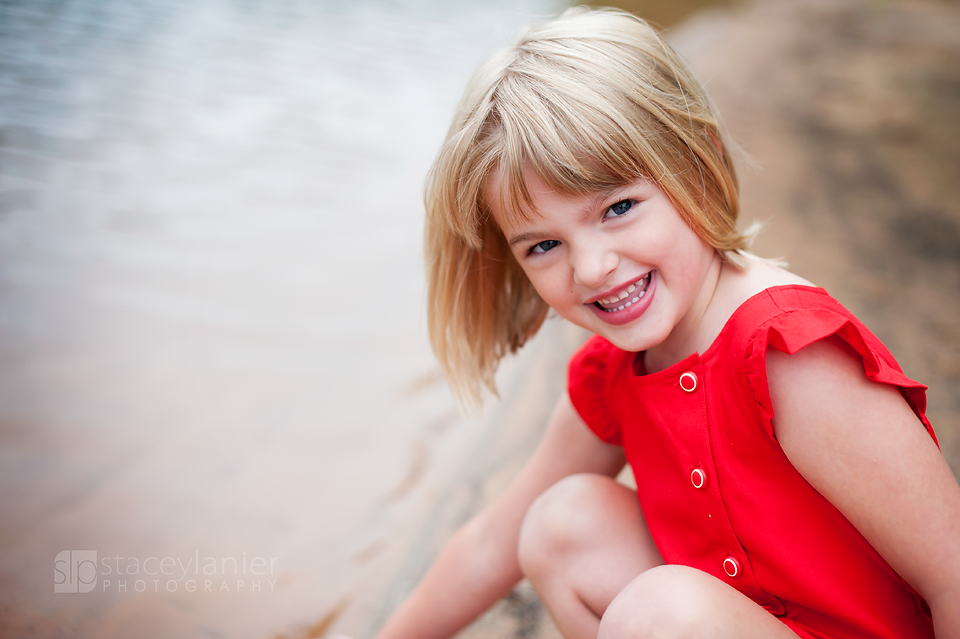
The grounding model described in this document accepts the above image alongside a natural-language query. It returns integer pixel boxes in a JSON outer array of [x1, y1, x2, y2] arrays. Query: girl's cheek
[[523, 272, 554, 304]]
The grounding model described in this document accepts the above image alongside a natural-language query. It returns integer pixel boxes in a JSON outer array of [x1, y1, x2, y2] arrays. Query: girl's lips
[[593, 272, 652, 309], [586, 271, 657, 326]]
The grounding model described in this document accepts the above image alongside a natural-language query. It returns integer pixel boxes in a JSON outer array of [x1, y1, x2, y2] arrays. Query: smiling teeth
[[603, 289, 645, 312], [597, 274, 651, 313], [599, 283, 636, 305]]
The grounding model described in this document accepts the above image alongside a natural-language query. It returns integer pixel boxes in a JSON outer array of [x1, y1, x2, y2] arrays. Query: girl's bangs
[[489, 98, 650, 229]]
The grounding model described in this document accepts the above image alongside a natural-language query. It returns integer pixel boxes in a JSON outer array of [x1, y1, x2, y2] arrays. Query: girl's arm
[[373, 393, 626, 639], [767, 337, 960, 638]]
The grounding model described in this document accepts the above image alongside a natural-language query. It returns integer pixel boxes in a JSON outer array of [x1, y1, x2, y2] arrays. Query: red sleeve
[[567, 335, 624, 446], [744, 304, 937, 446]]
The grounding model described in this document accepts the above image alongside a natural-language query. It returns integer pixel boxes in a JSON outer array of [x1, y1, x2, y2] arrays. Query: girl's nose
[[572, 244, 618, 289]]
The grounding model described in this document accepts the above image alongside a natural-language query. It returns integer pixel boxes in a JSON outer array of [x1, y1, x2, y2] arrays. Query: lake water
[[0, 1, 723, 637]]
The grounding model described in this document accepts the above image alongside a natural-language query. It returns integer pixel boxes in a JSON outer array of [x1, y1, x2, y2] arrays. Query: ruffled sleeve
[[744, 291, 937, 445], [568, 335, 624, 446]]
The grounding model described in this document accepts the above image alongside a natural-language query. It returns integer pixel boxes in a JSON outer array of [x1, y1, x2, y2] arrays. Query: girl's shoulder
[[719, 267, 937, 444], [713, 261, 913, 393], [711, 255, 813, 325]]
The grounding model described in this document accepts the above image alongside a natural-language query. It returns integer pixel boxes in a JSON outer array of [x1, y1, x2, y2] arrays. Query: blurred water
[[0, 0, 563, 637]]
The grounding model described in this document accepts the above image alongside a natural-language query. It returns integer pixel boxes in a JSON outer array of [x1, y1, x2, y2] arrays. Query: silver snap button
[[723, 556, 740, 578], [679, 371, 697, 392], [690, 467, 706, 490]]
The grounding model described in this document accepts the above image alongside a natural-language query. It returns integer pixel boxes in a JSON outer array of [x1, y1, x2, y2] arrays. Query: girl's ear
[[707, 130, 724, 157]]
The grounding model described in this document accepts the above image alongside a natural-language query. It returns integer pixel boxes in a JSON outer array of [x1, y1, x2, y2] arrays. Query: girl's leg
[[517, 473, 663, 639], [598, 565, 800, 639]]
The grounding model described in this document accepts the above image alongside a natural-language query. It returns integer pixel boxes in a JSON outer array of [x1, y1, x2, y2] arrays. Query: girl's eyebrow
[[507, 229, 546, 248], [506, 187, 625, 248]]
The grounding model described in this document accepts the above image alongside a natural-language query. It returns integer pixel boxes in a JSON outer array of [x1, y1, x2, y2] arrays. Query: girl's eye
[[528, 239, 560, 255], [604, 199, 633, 219]]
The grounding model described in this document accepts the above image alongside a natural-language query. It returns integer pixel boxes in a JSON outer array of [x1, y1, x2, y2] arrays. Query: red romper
[[568, 285, 937, 639]]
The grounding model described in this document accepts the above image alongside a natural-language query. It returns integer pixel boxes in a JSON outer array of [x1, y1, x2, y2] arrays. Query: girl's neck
[[643, 251, 725, 374], [642, 254, 814, 374]]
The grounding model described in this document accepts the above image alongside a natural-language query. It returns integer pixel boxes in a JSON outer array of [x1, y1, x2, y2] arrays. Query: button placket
[[628, 361, 781, 612]]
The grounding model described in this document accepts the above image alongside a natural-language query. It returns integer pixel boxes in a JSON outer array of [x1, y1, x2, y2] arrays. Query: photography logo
[[54, 550, 97, 593]]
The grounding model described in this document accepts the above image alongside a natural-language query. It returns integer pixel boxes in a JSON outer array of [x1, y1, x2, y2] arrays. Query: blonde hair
[[425, 6, 752, 406]]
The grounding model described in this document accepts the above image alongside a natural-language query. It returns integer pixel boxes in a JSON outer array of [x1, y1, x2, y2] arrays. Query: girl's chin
[[595, 328, 663, 355]]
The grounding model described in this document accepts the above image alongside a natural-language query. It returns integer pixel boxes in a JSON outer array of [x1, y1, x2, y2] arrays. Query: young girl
[[355, 7, 960, 639]]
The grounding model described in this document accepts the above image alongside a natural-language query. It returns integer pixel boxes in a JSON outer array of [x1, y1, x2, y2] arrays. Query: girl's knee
[[598, 565, 720, 639], [517, 473, 630, 577]]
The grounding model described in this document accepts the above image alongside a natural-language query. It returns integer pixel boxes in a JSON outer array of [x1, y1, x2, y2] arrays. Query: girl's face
[[487, 168, 721, 356]]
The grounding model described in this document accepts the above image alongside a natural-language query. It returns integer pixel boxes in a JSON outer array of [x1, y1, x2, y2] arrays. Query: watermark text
[[55, 550, 279, 594]]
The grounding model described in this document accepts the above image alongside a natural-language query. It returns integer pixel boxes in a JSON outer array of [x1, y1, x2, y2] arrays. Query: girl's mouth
[[587, 271, 656, 326], [594, 272, 653, 313]]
